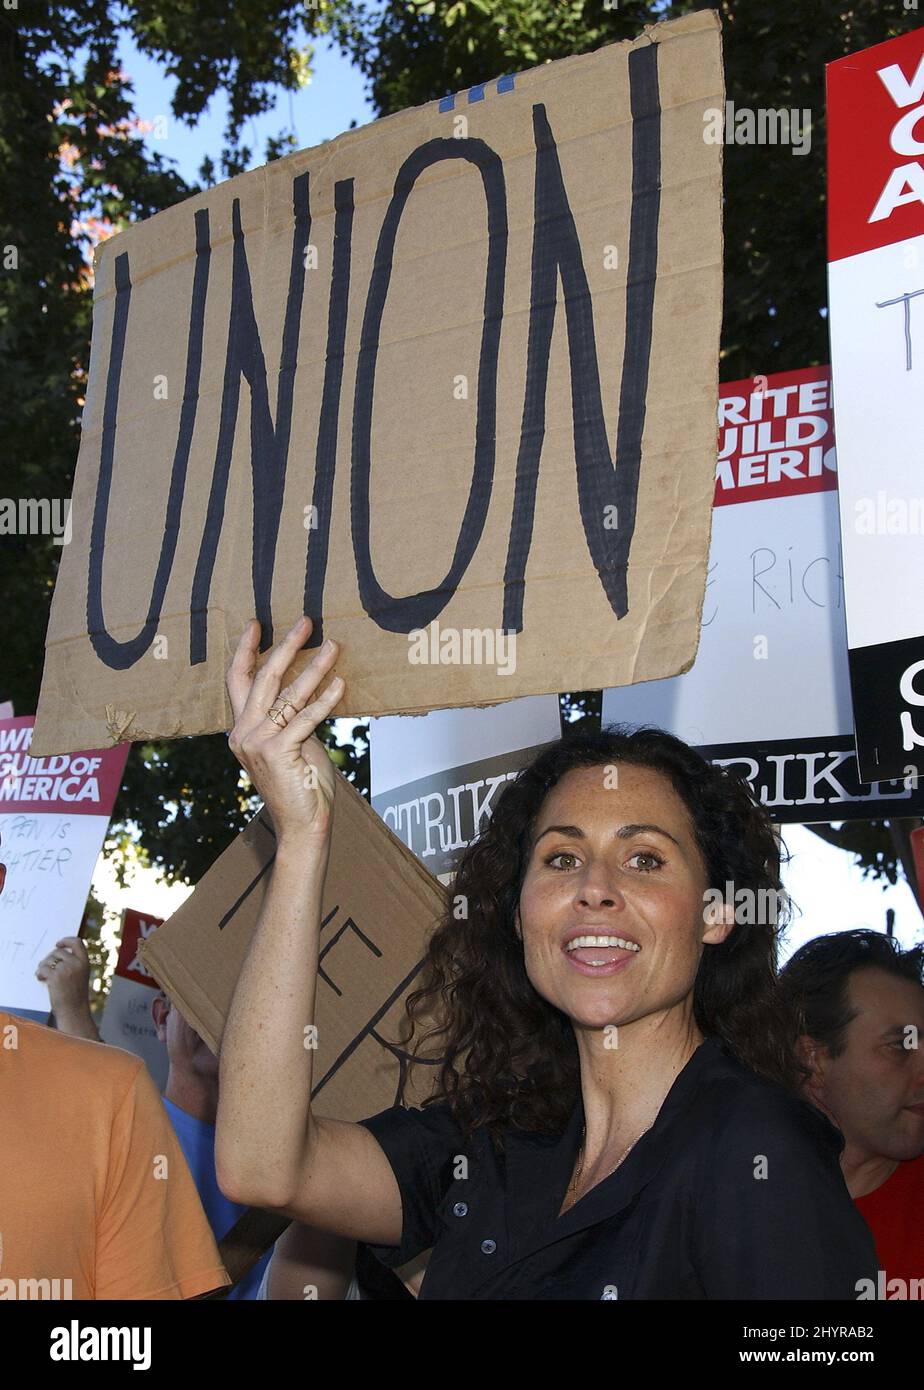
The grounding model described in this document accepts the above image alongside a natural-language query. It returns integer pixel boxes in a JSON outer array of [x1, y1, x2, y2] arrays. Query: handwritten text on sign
[[33, 14, 723, 754], [0, 717, 127, 1011]]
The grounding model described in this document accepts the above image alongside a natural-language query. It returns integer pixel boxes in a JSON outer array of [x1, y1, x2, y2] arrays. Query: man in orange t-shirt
[[780, 931, 924, 1297], [0, 1009, 231, 1300]]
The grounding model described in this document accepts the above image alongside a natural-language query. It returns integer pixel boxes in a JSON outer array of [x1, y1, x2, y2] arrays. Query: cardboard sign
[[98, 909, 169, 1090], [371, 696, 561, 881], [141, 768, 448, 1119], [602, 368, 924, 822], [827, 28, 924, 782], [32, 11, 723, 757], [0, 716, 128, 1012]]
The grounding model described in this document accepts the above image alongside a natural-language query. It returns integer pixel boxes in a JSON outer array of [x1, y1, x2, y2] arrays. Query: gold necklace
[[565, 1122, 653, 1205]]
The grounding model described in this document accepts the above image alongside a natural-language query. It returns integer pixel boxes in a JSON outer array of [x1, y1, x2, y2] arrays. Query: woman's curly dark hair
[[396, 723, 800, 1140]]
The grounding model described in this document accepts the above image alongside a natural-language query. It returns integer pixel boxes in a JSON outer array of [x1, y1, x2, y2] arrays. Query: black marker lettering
[[191, 172, 311, 663], [88, 209, 211, 668], [303, 179, 355, 647], [504, 45, 661, 630], [351, 138, 507, 632], [318, 915, 383, 998]]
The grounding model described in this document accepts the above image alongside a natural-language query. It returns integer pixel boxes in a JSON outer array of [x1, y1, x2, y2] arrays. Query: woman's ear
[[514, 905, 522, 942], [701, 892, 736, 945]]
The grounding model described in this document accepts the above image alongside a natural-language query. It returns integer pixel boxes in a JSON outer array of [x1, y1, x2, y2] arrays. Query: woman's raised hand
[[226, 616, 344, 843]]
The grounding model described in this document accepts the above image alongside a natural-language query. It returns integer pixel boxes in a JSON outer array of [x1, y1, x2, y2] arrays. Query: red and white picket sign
[[99, 908, 169, 1089], [0, 715, 128, 1013], [827, 27, 924, 785]]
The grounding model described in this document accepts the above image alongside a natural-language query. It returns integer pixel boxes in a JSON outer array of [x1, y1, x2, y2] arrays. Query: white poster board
[[827, 27, 924, 782], [603, 368, 924, 822], [0, 717, 128, 1012], [371, 696, 562, 882]]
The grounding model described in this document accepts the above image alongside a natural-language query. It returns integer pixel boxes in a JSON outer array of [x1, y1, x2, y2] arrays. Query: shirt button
[[481, 1239, 497, 1255], [452, 1202, 468, 1217]]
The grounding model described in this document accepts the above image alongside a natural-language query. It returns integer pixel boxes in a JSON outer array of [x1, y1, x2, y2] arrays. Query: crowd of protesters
[[0, 619, 920, 1299], [8, 915, 920, 1301]]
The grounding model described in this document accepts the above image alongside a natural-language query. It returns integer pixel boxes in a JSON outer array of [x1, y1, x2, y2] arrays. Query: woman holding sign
[[216, 616, 877, 1300]]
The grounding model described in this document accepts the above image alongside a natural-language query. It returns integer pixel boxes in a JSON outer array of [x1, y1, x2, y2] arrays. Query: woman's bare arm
[[264, 1221, 357, 1301], [216, 845, 404, 1242], [214, 617, 404, 1247]]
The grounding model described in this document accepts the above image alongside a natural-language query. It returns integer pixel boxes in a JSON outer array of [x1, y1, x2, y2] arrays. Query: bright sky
[[85, 23, 923, 972], [779, 823, 920, 958], [117, 23, 377, 186]]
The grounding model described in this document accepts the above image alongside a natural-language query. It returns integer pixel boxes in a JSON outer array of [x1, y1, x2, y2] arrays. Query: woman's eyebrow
[[533, 823, 584, 848], [532, 822, 681, 849], [618, 822, 682, 847], [878, 1023, 914, 1039]]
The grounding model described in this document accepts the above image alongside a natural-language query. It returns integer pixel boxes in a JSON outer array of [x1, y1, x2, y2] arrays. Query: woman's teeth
[[565, 935, 640, 953]]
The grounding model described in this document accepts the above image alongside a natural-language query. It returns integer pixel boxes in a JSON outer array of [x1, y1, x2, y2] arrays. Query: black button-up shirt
[[358, 1037, 878, 1299]]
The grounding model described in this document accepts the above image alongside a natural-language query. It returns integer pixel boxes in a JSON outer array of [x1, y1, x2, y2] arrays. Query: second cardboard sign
[[142, 768, 448, 1119]]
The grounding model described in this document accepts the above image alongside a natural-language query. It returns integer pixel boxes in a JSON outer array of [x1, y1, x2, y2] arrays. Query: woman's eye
[[546, 852, 579, 870], [544, 850, 664, 872], [628, 851, 664, 872]]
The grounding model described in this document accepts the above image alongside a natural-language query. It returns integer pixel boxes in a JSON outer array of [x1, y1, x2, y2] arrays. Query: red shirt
[[854, 1152, 924, 1287]]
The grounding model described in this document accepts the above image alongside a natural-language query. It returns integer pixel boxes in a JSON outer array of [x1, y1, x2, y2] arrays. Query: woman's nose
[[575, 863, 624, 908]]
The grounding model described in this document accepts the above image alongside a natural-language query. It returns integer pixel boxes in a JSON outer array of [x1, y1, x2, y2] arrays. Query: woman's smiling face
[[515, 762, 730, 1033]]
